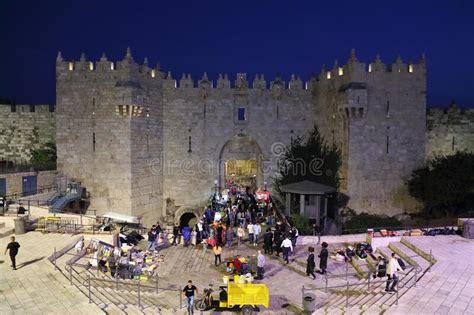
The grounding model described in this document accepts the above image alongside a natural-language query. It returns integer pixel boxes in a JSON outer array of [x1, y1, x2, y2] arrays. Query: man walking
[[256, 250, 265, 280], [4, 236, 20, 270], [247, 222, 254, 245], [318, 242, 329, 274], [281, 235, 293, 264], [263, 228, 273, 254], [172, 224, 180, 246], [253, 223, 261, 246], [182, 280, 198, 314], [386, 253, 403, 293], [147, 226, 157, 251], [313, 224, 321, 245]]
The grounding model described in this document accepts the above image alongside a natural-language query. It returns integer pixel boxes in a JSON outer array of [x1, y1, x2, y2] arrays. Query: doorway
[[219, 134, 263, 193]]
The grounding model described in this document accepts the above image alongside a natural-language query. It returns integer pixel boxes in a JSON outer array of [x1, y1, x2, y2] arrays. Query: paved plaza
[[0, 232, 473, 314]]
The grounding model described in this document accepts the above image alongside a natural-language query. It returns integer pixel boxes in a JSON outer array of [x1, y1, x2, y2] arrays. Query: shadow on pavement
[[16, 256, 45, 270]]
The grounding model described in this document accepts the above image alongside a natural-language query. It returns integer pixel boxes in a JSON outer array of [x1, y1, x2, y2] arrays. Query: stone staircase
[[51, 241, 184, 315], [313, 238, 435, 314]]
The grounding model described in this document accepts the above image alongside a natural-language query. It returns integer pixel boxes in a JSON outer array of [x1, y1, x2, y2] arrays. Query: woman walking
[[237, 226, 245, 246], [306, 246, 316, 279]]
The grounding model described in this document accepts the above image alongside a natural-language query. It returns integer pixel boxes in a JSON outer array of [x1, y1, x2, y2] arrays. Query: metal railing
[[301, 248, 437, 311], [48, 237, 184, 311], [302, 265, 416, 310]]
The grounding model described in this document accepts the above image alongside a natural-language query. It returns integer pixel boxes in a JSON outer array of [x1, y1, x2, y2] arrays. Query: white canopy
[[102, 212, 140, 224]]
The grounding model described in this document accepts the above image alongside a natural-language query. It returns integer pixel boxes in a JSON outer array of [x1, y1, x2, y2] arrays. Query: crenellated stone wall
[[426, 104, 474, 159], [55, 50, 163, 223], [0, 47, 467, 226], [313, 51, 427, 215], [0, 104, 55, 163]]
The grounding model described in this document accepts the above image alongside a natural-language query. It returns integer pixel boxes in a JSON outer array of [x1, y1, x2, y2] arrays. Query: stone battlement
[[427, 103, 474, 122], [57, 48, 425, 93], [314, 49, 426, 83], [0, 104, 53, 114]]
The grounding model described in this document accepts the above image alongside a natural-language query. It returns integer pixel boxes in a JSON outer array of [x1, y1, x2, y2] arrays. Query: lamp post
[[264, 181, 268, 191], [213, 179, 218, 211]]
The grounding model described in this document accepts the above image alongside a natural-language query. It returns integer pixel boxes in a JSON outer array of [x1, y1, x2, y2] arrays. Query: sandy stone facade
[[0, 170, 58, 196], [3, 48, 471, 225], [426, 104, 474, 160], [0, 104, 55, 163]]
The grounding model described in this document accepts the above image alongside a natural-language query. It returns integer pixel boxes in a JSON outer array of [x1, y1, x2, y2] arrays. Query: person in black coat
[[318, 242, 329, 274], [306, 246, 316, 279], [273, 230, 283, 257], [263, 228, 273, 254]]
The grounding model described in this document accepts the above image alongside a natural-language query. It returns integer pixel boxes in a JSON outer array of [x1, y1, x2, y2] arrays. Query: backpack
[[377, 260, 387, 277], [397, 258, 406, 270]]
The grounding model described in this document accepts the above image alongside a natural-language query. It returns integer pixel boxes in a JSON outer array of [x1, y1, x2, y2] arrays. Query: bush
[[290, 213, 313, 235], [343, 212, 401, 234]]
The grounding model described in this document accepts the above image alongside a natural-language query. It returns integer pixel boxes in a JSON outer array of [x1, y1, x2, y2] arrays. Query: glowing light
[[89, 62, 94, 71], [338, 67, 343, 76], [327, 71, 331, 79], [68, 62, 74, 71], [110, 62, 115, 70], [408, 64, 414, 73], [151, 69, 156, 78], [368, 64, 372, 73]]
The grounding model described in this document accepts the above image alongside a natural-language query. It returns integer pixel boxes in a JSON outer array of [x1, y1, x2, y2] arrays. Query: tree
[[30, 142, 57, 164], [273, 126, 342, 195], [407, 151, 474, 217]]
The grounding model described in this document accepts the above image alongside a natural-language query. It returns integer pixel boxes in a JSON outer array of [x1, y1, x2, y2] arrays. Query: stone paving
[[0, 232, 104, 315], [1, 232, 473, 314]]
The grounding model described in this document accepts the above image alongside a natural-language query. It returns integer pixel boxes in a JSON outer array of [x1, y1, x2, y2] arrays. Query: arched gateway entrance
[[219, 134, 264, 193], [175, 207, 200, 228]]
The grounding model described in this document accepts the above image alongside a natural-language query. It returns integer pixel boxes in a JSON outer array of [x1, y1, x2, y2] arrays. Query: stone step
[[389, 242, 430, 272], [0, 225, 15, 238], [104, 304, 126, 315]]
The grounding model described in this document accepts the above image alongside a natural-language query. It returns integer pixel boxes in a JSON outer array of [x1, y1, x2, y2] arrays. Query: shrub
[[343, 212, 401, 234], [290, 213, 313, 235]]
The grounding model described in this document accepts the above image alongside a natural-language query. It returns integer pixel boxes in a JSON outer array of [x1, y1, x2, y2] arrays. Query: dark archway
[[179, 212, 197, 229]]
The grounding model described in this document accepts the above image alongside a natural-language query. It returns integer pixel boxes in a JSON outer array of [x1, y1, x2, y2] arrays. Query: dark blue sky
[[1, 0, 473, 107]]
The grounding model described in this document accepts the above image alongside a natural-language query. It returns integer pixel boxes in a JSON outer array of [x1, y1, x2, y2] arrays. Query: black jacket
[[319, 248, 328, 269]]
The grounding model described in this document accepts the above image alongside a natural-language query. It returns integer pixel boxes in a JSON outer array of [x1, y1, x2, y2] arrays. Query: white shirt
[[254, 224, 261, 235], [281, 238, 293, 251], [387, 257, 402, 276], [248, 224, 254, 234]]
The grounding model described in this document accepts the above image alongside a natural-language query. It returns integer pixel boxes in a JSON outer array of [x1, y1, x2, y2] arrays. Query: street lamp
[[264, 181, 268, 191]]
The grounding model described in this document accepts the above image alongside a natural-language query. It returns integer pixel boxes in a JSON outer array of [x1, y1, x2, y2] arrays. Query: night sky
[[1, 0, 473, 107]]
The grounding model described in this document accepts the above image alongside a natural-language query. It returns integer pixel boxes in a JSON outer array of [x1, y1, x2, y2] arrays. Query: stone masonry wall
[[314, 52, 426, 215], [56, 51, 163, 223], [53, 49, 474, 224], [0, 104, 55, 163], [161, 73, 313, 216], [426, 104, 474, 159], [0, 170, 58, 196]]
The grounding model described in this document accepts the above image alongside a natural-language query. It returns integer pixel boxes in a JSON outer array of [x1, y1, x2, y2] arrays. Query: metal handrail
[[65, 264, 183, 310], [303, 265, 417, 310]]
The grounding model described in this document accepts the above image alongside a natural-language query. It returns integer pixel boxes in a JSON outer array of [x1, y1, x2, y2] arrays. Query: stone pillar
[[300, 194, 305, 216], [285, 193, 291, 216], [324, 196, 328, 228], [316, 195, 321, 223]]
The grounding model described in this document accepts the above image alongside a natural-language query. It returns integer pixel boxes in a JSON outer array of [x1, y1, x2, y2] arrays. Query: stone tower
[[314, 50, 427, 214], [55, 49, 164, 223]]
